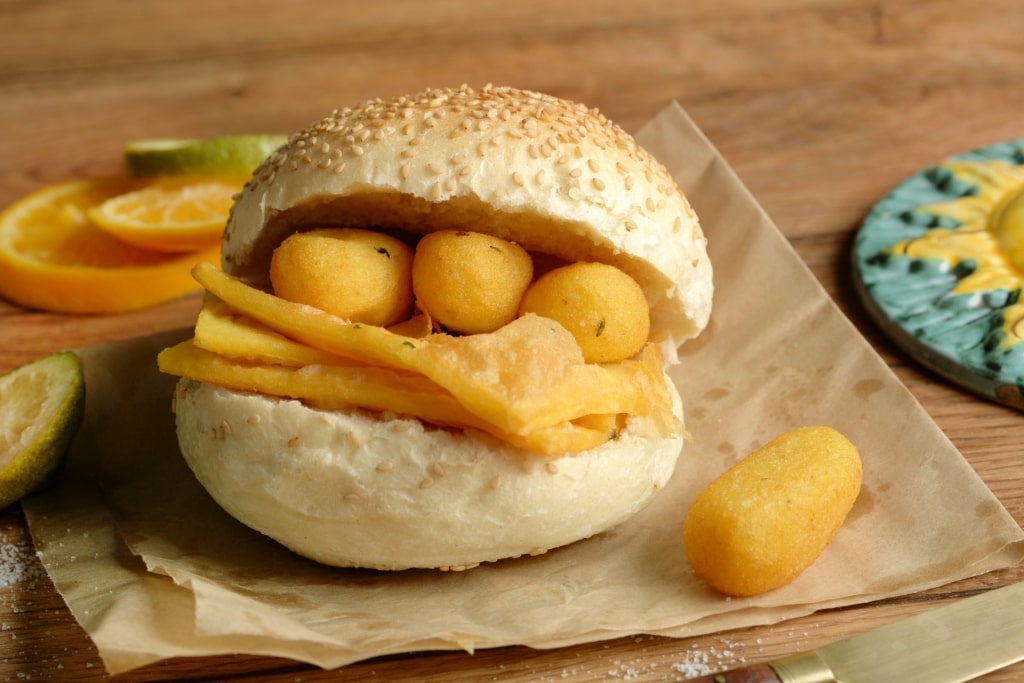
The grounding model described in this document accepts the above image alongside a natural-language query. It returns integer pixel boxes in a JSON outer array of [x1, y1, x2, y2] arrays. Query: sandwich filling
[[158, 254, 681, 457]]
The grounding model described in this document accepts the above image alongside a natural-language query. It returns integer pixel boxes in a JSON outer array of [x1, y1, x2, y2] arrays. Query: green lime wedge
[[124, 134, 289, 178], [0, 351, 85, 508]]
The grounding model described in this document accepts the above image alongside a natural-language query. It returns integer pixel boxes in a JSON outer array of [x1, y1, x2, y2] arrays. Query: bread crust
[[174, 378, 684, 570], [223, 84, 712, 354]]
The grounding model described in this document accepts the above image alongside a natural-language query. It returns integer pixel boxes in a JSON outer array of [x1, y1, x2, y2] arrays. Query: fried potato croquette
[[412, 230, 533, 334], [269, 228, 414, 327], [518, 262, 650, 364], [683, 426, 862, 597]]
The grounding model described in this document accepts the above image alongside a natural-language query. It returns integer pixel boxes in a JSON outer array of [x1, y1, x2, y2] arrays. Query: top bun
[[223, 84, 713, 356]]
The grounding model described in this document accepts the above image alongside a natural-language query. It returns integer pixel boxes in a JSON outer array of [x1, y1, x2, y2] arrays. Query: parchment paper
[[22, 102, 1024, 674]]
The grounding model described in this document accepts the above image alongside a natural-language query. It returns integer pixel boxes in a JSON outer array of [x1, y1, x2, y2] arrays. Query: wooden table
[[2, 1, 1022, 680]]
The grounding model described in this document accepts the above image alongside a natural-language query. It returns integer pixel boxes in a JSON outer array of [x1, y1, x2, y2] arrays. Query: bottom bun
[[173, 377, 684, 570]]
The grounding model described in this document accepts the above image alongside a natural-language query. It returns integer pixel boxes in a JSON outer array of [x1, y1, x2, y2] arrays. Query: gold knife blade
[[690, 580, 1024, 683]]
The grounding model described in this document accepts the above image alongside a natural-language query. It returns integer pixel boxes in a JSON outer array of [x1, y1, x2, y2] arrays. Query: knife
[[689, 580, 1024, 683]]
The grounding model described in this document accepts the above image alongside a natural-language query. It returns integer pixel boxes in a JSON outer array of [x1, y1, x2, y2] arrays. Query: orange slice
[[87, 177, 240, 252], [0, 177, 220, 314]]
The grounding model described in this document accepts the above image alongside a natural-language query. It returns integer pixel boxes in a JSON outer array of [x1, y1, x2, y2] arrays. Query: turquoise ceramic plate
[[852, 138, 1024, 410]]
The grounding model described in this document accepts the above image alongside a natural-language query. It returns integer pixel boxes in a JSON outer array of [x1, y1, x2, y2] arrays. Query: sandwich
[[158, 84, 713, 571]]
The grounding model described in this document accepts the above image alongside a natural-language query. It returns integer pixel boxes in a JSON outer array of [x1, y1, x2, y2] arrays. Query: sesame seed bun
[[174, 378, 684, 570], [177, 85, 711, 570], [224, 84, 712, 355]]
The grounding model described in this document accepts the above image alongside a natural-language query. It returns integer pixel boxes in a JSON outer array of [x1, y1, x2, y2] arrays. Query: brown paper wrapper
[[22, 102, 1024, 674]]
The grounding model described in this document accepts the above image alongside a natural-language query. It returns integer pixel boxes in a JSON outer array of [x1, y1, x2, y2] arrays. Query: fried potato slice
[[187, 262, 679, 439], [414, 317, 677, 436], [194, 295, 345, 367], [158, 340, 617, 455]]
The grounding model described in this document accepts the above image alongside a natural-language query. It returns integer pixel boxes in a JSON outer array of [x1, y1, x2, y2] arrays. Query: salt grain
[[0, 540, 44, 588]]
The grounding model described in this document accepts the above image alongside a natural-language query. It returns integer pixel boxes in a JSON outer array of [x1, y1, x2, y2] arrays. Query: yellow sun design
[[889, 159, 1024, 347]]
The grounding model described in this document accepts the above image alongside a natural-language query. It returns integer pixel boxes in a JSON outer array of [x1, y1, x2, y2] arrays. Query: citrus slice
[[0, 351, 85, 508], [87, 177, 238, 252], [124, 134, 287, 178], [0, 177, 220, 313]]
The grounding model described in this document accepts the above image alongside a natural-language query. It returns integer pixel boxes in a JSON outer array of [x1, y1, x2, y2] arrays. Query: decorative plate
[[853, 137, 1024, 410]]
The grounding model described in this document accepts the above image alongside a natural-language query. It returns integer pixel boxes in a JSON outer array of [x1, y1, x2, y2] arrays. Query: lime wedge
[[0, 351, 85, 508], [124, 134, 288, 178]]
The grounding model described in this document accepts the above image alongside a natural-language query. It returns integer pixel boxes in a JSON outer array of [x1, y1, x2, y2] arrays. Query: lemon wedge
[[124, 134, 288, 178], [0, 351, 85, 508]]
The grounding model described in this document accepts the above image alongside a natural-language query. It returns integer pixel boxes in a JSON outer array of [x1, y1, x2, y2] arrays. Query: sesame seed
[[344, 493, 363, 503], [351, 145, 364, 156], [427, 162, 443, 175], [592, 178, 606, 190], [545, 461, 559, 474], [430, 462, 447, 478], [536, 169, 547, 185], [569, 168, 582, 178], [287, 436, 301, 447], [512, 171, 525, 186], [400, 163, 412, 179], [247, 414, 261, 425], [419, 477, 434, 489], [376, 461, 394, 473], [625, 219, 638, 231], [624, 176, 635, 190]]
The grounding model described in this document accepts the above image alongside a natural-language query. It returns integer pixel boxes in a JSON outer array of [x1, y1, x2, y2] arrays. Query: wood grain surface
[[2, 1, 1023, 680]]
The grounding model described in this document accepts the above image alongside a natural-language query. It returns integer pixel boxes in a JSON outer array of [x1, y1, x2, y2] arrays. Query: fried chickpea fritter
[[518, 262, 650, 363], [269, 227, 414, 327], [412, 230, 533, 334]]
